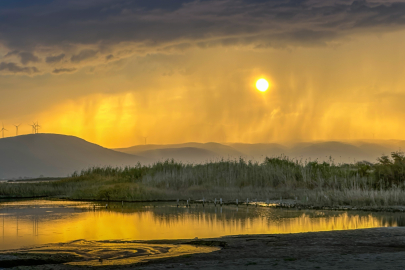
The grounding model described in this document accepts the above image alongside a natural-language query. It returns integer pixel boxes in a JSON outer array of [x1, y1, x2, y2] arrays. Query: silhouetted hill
[[116, 142, 243, 158], [229, 143, 287, 158], [0, 134, 144, 179], [117, 140, 401, 164], [3, 134, 398, 179], [136, 147, 221, 163], [288, 141, 369, 163]]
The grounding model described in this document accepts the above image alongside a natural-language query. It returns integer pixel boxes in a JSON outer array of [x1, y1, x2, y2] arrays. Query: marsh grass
[[2, 152, 405, 207]]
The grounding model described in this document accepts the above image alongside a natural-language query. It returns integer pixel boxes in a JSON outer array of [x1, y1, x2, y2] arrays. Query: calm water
[[1, 199, 405, 250]]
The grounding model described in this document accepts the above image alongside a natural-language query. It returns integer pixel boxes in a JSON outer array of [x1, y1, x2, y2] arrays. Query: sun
[[256, 78, 269, 92]]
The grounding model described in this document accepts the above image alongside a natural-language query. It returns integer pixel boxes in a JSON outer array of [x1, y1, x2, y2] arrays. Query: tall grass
[[1, 152, 405, 207]]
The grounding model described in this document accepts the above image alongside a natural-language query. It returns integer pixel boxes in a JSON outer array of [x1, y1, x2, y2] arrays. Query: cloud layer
[[1, 0, 405, 75], [46, 54, 65, 63], [0, 62, 38, 74]]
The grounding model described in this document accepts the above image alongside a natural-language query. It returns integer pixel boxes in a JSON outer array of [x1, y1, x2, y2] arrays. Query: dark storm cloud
[[0, 62, 38, 74], [70, 49, 98, 63], [1, 0, 405, 53], [19, 52, 40, 64], [4, 50, 19, 57], [4, 51, 40, 64], [52, 67, 76, 74], [46, 53, 65, 63]]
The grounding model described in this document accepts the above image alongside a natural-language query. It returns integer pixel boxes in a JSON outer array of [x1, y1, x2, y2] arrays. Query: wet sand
[[2, 227, 405, 269]]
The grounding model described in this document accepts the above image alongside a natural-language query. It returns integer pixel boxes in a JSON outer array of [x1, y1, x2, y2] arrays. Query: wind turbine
[[1, 123, 7, 138], [35, 121, 41, 134], [13, 124, 21, 136], [143, 136, 148, 145], [30, 122, 37, 134]]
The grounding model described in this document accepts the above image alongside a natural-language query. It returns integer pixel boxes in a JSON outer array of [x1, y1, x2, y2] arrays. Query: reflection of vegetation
[[2, 153, 405, 207]]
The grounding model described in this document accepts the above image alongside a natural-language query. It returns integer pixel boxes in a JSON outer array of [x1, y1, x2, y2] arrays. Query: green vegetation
[[2, 152, 405, 207]]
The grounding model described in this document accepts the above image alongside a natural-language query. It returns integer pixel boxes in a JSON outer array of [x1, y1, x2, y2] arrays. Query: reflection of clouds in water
[[0, 200, 403, 250]]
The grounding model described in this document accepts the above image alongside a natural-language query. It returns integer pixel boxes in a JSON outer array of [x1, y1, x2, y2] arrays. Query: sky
[[1, 0, 405, 148]]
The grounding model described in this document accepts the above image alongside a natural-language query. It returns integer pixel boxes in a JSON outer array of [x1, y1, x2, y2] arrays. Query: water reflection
[[1, 199, 404, 250]]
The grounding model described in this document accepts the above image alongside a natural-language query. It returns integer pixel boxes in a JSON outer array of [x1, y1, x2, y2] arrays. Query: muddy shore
[[2, 227, 405, 269]]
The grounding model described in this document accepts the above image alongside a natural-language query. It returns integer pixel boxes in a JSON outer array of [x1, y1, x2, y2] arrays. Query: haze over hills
[[117, 141, 404, 164], [114, 142, 244, 163], [285, 142, 376, 163], [0, 134, 144, 179], [1, 133, 404, 179], [228, 143, 287, 158], [135, 147, 221, 164], [115, 142, 243, 158]]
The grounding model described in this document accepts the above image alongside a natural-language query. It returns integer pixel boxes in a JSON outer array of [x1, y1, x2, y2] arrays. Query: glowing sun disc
[[256, 79, 269, 92]]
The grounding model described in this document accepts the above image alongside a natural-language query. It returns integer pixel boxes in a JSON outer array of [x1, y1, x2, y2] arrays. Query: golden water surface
[[0, 200, 402, 250]]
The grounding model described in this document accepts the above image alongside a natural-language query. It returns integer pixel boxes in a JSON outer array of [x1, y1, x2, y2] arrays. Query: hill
[[116, 142, 243, 159], [0, 134, 144, 179], [2, 134, 400, 179], [117, 140, 401, 164], [288, 141, 369, 163], [136, 147, 222, 163], [229, 143, 287, 158]]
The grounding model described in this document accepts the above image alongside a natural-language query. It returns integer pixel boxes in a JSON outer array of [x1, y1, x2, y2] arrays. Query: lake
[[1, 199, 405, 250]]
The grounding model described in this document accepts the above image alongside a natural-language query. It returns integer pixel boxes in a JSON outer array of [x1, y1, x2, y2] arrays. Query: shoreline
[[2, 228, 405, 269], [3, 196, 405, 213], [140, 227, 405, 270]]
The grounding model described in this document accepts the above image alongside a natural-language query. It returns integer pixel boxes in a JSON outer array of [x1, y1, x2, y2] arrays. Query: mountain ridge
[[0, 134, 144, 179], [117, 140, 401, 164], [1, 134, 403, 179]]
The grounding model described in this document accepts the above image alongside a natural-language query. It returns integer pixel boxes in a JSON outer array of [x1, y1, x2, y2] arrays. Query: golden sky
[[1, 1, 405, 148]]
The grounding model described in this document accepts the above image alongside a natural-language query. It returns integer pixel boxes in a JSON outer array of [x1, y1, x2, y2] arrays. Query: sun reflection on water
[[0, 200, 402, 250]]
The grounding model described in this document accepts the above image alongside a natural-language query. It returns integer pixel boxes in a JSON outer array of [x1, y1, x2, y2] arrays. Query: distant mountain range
[[1, 133, 405, 179], [114, 142, 243, 163], [116, 140, 405, 164]]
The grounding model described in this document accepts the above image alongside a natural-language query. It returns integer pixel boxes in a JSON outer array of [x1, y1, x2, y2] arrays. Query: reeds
[[1, 153, 405, 207]]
